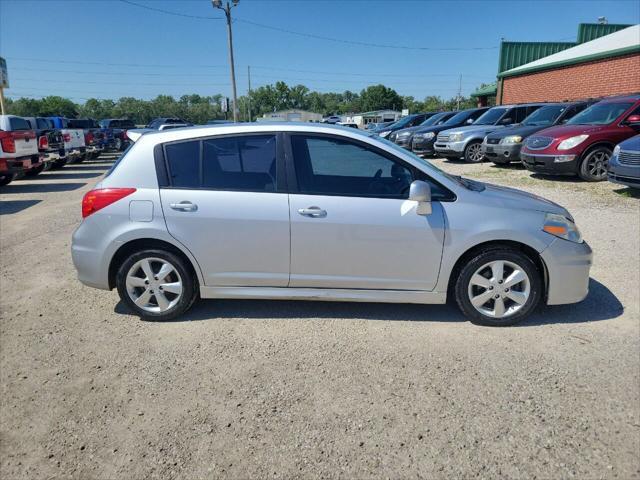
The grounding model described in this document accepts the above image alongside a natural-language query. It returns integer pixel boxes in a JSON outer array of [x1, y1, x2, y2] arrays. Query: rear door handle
[[298, 206, 327, 218], [170, 201, 198, 212]]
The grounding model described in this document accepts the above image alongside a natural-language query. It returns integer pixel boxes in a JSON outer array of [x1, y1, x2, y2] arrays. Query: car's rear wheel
[[116, 249, 198, 321], [0, 174, 14, 186], [464, 141, 484, 163], [578, 146, 611, 182], [454, 247, 542, 326]]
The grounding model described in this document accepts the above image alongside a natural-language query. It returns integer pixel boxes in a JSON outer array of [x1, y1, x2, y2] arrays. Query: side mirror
[[625, 114, 640, 127], [408, 180, 432, 215]]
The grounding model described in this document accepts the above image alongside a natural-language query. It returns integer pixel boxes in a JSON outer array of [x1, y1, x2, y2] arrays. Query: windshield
[[522, 105, 566, 126], [567, 102, 634, 125], [474, 107, 507, 125], [443, 110, 472, 126], [391, 115, 419, 129], [419, 112, 446, 126]]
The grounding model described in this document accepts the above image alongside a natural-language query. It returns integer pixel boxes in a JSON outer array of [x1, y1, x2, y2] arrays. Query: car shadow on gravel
[[116, 278, 622, 326], [530, 173, 584, 183], [0, 182, 86, 194], [0, 199, 42, 215]]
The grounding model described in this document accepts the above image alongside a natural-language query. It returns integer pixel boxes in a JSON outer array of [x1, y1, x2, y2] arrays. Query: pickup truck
[[24, 116, 67, 171], [47, 117, 86, 163], [67, 118, 105, 159], [98, 118, 136, 151], [0, 115, 43, 185]]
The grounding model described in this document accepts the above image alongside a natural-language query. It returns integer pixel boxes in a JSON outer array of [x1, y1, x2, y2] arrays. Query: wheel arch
[[579, 140, 616, 160], [446, 239, 548, 301], [108, 238, 202, 290]]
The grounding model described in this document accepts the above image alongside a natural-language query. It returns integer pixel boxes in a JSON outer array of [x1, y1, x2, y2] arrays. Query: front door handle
[[298, 206, 327, 218], [170, 201, 198, 212]]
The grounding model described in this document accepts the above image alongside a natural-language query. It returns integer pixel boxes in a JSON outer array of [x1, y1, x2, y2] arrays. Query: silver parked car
[[72, 123, 592, 326]]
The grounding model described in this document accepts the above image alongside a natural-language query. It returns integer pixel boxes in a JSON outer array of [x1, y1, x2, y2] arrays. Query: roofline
[[498, 44, 640, 78]]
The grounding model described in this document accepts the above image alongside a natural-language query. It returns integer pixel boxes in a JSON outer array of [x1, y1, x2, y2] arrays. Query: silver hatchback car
[[72, 123, 592, 326]]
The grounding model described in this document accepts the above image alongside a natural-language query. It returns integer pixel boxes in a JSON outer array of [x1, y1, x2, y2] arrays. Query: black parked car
[[389, 111, 457, 148], [409, 108, 490, 155], [482, 100, 594, 165], [375, 112, 438, 138]]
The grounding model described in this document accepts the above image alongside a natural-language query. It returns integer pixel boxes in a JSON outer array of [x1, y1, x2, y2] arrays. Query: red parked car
[[520, 94, 640, 181]]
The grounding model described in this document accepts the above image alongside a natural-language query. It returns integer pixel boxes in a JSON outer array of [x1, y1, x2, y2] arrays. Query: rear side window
[[163, 134, 277, 192], [165, 141, 200, 188], [9, 117, 31, 131]]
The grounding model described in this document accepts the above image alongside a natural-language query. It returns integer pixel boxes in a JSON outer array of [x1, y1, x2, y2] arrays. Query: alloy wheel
[[125, 257, 183, 313], [584, 150, 610, 180], [467, 260, 531, 319], [467, 143, 484, 162]]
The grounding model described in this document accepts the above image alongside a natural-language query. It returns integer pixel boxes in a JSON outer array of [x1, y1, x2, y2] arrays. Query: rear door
[[8, 117, 38, 157], [159, 133, 290, 287]]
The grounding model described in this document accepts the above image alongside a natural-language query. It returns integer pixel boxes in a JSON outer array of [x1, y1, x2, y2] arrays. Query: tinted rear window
[[165, 141, 200, 188], [9, 117, 31, 131], [36, 118, 52, 129]]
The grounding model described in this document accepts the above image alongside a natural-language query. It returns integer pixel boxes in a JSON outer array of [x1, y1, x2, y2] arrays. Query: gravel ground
[[1, 153, 639, 479]]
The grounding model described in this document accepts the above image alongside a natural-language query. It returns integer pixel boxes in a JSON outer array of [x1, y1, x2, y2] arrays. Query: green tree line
[[5, 82, 481, 124]]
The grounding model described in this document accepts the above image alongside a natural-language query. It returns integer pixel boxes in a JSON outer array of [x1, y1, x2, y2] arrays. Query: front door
[[287, 133, 446, 291], [159, 134, 290, 287]]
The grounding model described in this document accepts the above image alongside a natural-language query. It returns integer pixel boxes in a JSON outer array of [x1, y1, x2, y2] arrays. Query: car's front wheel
[[578, 146, 611, 181], [116, 249, 198, 321], [454, 247, 543, 326], [464, 141, 484, 163]]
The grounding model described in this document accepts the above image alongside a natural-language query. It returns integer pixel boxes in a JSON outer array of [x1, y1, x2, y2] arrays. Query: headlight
[[542, 213, 583, 243], [415, 132, 435, 140], [501, 135, 522, 144], [397, 131, 411, 138], [613, 144, 620, 157], [379, 131, 391, 138], [557, 134, 588, 150], [449, 133, 464, 142]]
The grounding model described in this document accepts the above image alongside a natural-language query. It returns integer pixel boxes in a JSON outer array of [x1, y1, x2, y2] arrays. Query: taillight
[[85, 132, 94, 145], [0, 134, 16, 153], [82, 188, 136, 218], [122, 129, 127, 139], [39, 136, 49, 150], [63, 133, 71, 142]]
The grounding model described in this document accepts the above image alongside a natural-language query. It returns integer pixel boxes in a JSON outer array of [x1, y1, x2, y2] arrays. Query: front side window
[[164, 134, 277, 192], [291, 135, 413, 198], [474, 107, 507, 125], [523, 105, 566, 126]]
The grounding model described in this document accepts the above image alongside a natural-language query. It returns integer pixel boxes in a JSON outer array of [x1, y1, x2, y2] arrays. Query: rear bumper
[[43, 148, 66, 162], [483, 143, 523, 163], [521, 152, 578, 175], [541, 238, 593, 305], [1, 156, 33, 175]]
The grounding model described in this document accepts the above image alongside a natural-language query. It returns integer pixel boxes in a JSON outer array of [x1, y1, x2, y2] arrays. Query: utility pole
[[212, 0, 239, 122], [247, 65, 252, 122], [456, 74, 462, 110]]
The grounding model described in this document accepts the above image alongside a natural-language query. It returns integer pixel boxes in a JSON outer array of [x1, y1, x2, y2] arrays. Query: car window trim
[[157, 132, 286, 194], [283, 131, 455, 202]]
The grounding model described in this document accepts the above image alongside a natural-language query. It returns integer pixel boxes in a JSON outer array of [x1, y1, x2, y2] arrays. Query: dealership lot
[[1, 154, 639, 478]]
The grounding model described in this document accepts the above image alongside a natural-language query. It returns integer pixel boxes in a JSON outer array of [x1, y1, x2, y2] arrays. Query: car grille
[[486, 138, 500, 145], [618, 150, 640, 166], [437, 133, 449, 142], [525, 136, 553, 150]]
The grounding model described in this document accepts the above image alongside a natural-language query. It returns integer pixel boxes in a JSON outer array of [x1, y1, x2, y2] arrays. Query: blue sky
[[1, 0, 638, 103]]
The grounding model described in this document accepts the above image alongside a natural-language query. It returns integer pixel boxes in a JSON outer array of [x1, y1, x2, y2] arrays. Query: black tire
[[0, 174, 14, 186], [50, 159, 68, 170], [114, 138, 123, 151], [464, 141, 484, 163], [578, 146, 611, 182], [24, 163, 46, 177], [454, 247, 543, 326], [116, 249, 198, 321]]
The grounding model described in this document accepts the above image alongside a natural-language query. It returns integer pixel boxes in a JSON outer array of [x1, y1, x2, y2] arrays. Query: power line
[[119, 0, 498, 51]]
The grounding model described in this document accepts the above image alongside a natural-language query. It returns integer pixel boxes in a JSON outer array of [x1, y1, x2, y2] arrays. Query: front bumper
[[541, 238, 593, 305], [412, 137, 436, 155], [608, 158, 640, 188], [393, 135, 413, 149], [434, 140, 466, 157], [483, 142, 523, 163], [521, 152, 578, 175]]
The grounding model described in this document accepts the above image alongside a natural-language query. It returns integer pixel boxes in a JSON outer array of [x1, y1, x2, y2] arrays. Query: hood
[[443, 124, 504, 136], [412, 123, 462, 135], [479, 182, 571, 218], [619, 134, 640, 150], [532, 123, 607, 139], [486, 124, 547, 140]]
